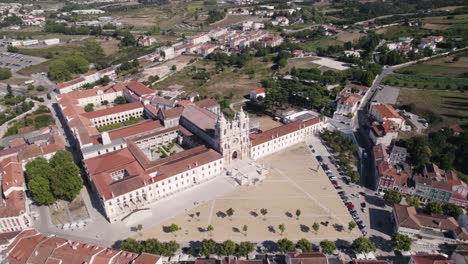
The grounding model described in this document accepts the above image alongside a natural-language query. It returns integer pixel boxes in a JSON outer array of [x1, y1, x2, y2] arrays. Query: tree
[[6, 84, 12, 97], [295, 209, 301, 220], [352, 237, 376, 254], [425, 201, 443, 215], [120, 30, 136, 46], [101, 100, 109, 106], [25, 157, 54, 182], [171, 65, 177, 71], [169, 223, 179, 236], [226, 208, 234, 220], [383, 190, 402, 205], [120, 238, 143, 253], [277, 238, 295, 253], [200, 239, 216, 258], [242, 224, 248, 236], [49, 155, 83, 201], [84, 104, 94, 112], [7, 45, 18, 53], [114, 96, 127, 104], [196, 211, 201, 221], [278, 224, 285, 236], [260, 208, 268, 220], [206, 224, 214, 237], [312, 222, 320, 233], [137, 224, 143, 232], [238, 241, 255, 257], [296, 238, 312, 252], [406, 196, 420, 208], [0, 68, 12, 80], [348, 221, 356, 231], [391, 233, 412, 252], [442, 203, 462, 217], [219, 240, 237, 256], [47, 93, 51, 100], [28, 176, 56, 205], [319, 240, 335, 255]]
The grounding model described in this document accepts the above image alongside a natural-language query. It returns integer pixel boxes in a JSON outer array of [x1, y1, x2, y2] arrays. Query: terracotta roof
[[372, 104, 403, 120], [372, 144, 388, 166], [161, 107, 184, 119], [250, 87, 266, 95], [195, 259, 218, 264], [176, 100, 193, 107], [132, 253, 161, 264], [8, 138, 26, 148], [378, 161, 409, 187], [125, 81, 155, 96], [1, 156, 24, 194], [450, 124, 464, 133], [195, 98, 218, 109], [27, 236, 67, 264], [104, 120, 163, 141], [339, 93, 362, 106], [85, 148, 137, 176], [48, 240, 105, 264], [57, 77, 86, 90], [0, 230, 21, 247], [287, 252, 328, 264], [181, 105, 217, 135], [250, 118, 320, 146], [64, 83, 125, 101], [351, 261, 390, 264], [81, 101, 143, 119], [394, 205, 468, 239], [410, 255, 454, 264], [7, 232, 49, 264]]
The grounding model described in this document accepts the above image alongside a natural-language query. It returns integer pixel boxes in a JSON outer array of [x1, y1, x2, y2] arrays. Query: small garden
[[97, 117, 145, 132]]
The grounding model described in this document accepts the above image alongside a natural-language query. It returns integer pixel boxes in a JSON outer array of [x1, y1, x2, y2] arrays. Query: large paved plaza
[[136, 143, 360, 242]]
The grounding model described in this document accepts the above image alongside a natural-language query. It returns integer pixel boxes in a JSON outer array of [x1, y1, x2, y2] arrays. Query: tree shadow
[[369, 208, 393, 235], [369, 234, 392, 252], [262, 240, 278, 252], [268, 225, 276, 233], [320, 221, 330, 227], [285, 211, 293, 218], [250, 211, 258, 217], [162, 226, 171, 233], [216, 211, 226, 218], [300, 224, 310, 233], [198, 227, 206, 233], [232, 227, 240, 233], [332, 223, 344, 232]]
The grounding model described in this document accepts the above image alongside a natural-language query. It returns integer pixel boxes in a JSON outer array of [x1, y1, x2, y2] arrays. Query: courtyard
[[135, 143, 360, 242]]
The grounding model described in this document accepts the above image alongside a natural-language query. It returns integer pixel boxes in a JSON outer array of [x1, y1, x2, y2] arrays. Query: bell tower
[[216, 108, 251, 164]]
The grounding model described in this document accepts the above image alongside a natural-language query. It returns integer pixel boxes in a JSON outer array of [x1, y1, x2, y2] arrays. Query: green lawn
[[97, 117, 145, 132], [386, 54, 468, 90], [397, 89, 468, 129], [376, 26, 430, 41], [299, 37, 343, 52]]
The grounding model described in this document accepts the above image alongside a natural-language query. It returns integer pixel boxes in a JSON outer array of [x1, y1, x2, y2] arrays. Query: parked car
[[335, 186, 343, 190], [361, 202, 366, 208], [347, 203, 355, 209]]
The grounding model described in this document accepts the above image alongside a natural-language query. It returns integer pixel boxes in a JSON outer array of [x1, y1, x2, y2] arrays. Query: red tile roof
[[373, 104, 403, 120], [132, 253, 161, 264], [250, 118, 320, 146], [81, 101, 143, 119], [57, 77, 86, 90], [125, 81, 155, 96], [410, 255, 454, 264], [250, 87, 266, 95], [394, 205, 468, 239], [287, 252, 328, 264], [106, 120, 163, 141]]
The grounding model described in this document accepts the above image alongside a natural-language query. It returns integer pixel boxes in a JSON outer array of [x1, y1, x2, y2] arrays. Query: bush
[[84, 104, 94, 112], [0, 68, 12, 80]]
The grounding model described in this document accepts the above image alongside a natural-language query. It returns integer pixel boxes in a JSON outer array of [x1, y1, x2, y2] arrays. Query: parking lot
[[0, 52, 47, 72], [306, 136, 395, 256]]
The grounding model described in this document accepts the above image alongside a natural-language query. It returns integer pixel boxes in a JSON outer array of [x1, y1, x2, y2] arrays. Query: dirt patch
[[142, 55, 194, 81], [250, 116, 283, 131], [50, 200, 69, 225], [422, 23, 450, 30], [98, 39, 121, 56], [68, 195, 90, 222], [336, 31, 366, 42], [209, 15, 258, 29]]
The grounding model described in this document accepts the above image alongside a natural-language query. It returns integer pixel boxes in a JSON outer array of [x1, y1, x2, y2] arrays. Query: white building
[[71, 9, 105, 15], [43, 38, 60, 45]]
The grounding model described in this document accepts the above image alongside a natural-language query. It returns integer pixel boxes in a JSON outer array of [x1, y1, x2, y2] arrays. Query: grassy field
[[155, 57, 273, 101], [299, 37, 343, 52], [209, 15, 256, 29], [385, 54, 468, 90], [375, 26, 430, 40], [397, 89, 468, 129], [335, 31, 366, 42], [16, 42, 85, 58]]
